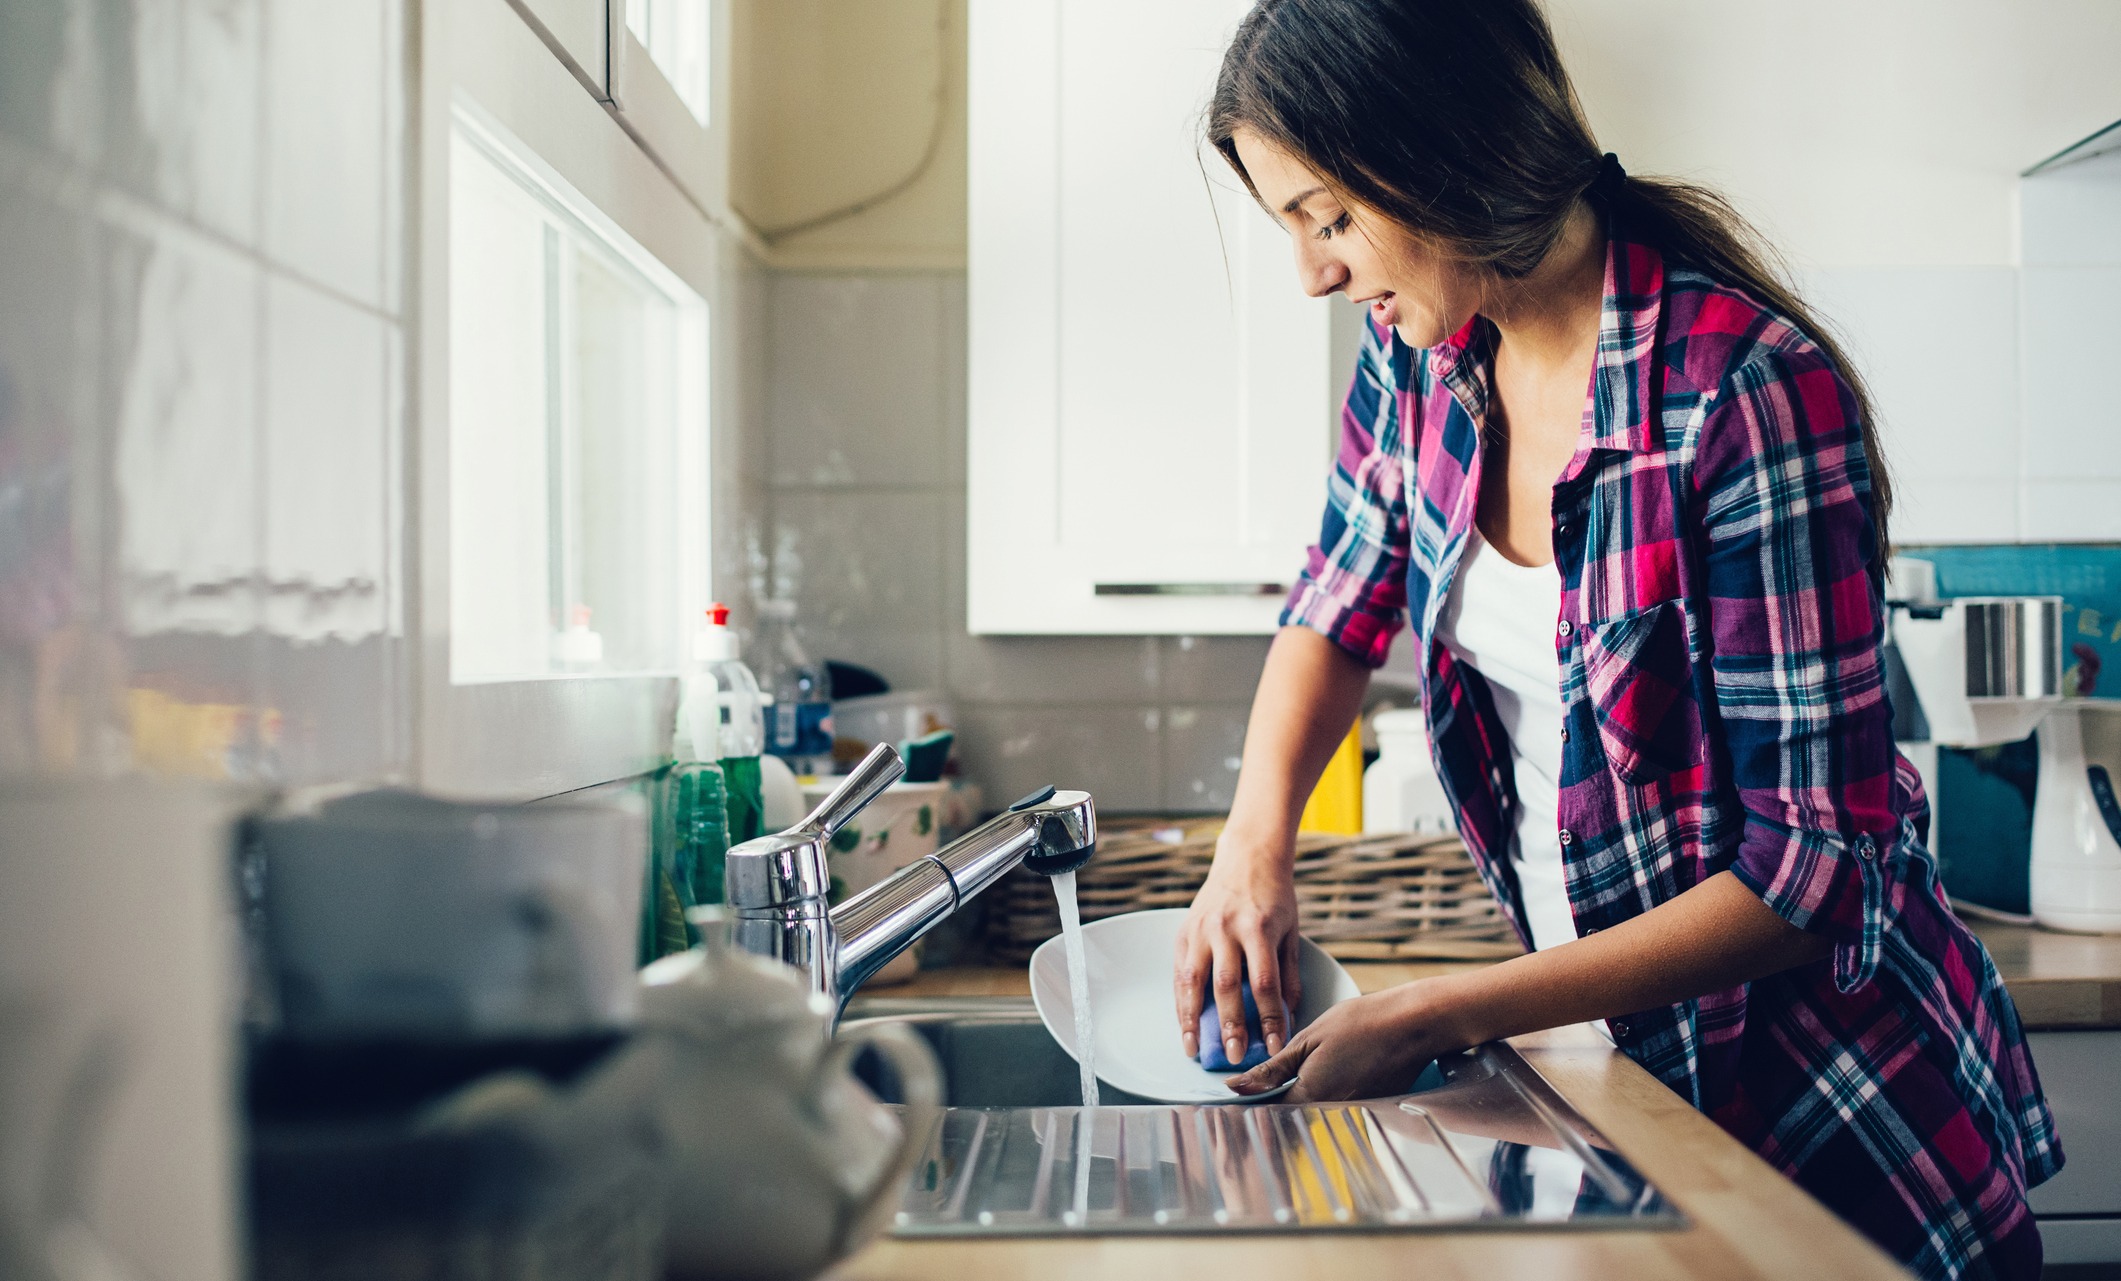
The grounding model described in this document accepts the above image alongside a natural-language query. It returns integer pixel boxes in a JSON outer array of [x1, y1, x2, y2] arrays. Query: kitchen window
[[447, 105, 709, 684], [419, 0, 732, 797], [626, 0, 713, 126]]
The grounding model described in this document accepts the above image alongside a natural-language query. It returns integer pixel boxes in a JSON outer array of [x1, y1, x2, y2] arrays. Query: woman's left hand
[[1225, 978, 1471, 1103]]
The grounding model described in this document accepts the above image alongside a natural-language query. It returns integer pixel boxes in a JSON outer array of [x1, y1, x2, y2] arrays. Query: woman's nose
[[1295, 243, 1349, 299]]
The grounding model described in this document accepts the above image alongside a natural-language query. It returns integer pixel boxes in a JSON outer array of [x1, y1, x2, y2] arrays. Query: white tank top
[[1435, 530, 1575, 952]]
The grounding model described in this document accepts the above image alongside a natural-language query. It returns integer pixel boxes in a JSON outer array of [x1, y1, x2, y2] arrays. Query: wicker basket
[[984, 818, 1522, 964]]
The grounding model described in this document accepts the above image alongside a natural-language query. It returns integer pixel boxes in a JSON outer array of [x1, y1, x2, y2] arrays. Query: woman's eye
[[1316, 212, 1352, 241]]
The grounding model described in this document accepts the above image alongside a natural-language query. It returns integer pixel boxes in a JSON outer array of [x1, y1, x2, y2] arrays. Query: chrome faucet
[[723, 743, 1096, 1016]]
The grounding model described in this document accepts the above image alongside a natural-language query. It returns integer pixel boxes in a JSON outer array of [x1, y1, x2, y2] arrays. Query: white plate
[[1029, 908, 1361, 1105]]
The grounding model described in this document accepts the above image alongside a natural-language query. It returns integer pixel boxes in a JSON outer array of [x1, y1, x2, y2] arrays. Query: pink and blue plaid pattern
[[1284, 229, 2061, 1280]]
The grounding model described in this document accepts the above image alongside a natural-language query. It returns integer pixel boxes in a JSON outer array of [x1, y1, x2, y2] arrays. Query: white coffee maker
[[1890, 557, 2121, 934]]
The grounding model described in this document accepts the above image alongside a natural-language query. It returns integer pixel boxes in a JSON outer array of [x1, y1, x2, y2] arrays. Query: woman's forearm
[[1426, 870, 1834, 1047], [1222, 626, 1374, 858]]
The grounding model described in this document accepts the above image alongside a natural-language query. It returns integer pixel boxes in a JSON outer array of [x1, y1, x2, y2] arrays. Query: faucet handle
[[799, 742, 906, 838], [726, 744, 907, 914]]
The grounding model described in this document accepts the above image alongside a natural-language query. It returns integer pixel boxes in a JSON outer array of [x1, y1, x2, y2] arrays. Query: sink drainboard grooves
[[844, 1004, 1682, 1237], [890, 1077, 1681, 1235]]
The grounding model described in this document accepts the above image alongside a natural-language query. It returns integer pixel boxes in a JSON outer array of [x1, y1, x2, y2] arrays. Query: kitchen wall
[[0, 0, 412, 784], [729, 0, 965, 272]]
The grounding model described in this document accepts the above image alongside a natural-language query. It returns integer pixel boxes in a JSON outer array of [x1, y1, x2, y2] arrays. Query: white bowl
[[1029, 908, 1360, 1104]]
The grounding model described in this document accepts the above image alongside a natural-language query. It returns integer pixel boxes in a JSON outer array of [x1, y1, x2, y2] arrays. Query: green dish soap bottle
[[673, 653, 733, 905], [696, 603, 767, 848], [641, 623, 740, 962]]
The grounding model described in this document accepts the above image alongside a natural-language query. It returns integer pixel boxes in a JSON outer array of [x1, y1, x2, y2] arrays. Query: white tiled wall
[[764, 272, 1272, 813], [1802, 265, 2023, 544], [0, 0, 409, 783], [2019, 147, 2121, 543], [1800, 146, 2121, 546]]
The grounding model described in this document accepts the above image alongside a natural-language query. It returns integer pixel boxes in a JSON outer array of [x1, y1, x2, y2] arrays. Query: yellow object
[[1281, 1109, 1363, 1225], [1298, 720, 1364, 835], [128, 687, 274, 780]]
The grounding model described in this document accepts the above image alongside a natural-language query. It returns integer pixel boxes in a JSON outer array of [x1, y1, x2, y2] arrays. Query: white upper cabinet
[[967, 0, 1339, 635]]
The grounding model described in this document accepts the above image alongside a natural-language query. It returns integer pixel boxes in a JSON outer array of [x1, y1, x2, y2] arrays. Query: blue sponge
[[1197, 982, 1272, 1072]]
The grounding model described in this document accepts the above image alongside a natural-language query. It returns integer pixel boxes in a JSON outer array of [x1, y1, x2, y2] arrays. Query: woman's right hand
[[1175, 832, 1303, 1062]]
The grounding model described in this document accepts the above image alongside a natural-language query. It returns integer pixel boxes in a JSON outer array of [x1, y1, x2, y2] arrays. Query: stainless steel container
[[1959, 596, 2063, 700]]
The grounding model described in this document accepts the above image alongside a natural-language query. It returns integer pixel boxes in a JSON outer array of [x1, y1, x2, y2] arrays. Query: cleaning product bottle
[[1298, 718, 1365, 835], [753, 599, 835, 778], [641, 623, 739, 961], [671, 664, 733, 911], [1363, 706, 1455, 835], [697, 603, 767, 847]]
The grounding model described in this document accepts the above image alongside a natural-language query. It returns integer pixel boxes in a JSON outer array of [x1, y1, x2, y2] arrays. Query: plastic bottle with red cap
[[693, 603, 766, 850]]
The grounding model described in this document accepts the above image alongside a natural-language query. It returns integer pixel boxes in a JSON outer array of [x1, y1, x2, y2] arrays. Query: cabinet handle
[[1093, 582, 1287, 598]]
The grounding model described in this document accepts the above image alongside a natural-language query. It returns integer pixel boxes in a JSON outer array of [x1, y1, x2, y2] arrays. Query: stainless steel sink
[[842, 997, 1682, 1237]]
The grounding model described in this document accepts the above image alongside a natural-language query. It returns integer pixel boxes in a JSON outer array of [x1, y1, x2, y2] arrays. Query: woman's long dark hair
[[1208, 0, 1891, 565]]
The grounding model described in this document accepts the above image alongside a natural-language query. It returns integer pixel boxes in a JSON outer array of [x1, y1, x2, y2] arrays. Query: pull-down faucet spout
[[723, 744, 1096, 1019]]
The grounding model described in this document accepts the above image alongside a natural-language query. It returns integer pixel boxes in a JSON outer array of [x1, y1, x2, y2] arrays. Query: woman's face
[[1231, 128, 1479, 348]]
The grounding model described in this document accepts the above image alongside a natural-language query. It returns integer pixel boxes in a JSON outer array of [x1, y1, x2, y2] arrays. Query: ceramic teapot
[[640, 917, 940, 1281]]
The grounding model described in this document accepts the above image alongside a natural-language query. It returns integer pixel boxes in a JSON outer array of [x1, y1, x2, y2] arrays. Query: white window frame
[[413, 0, 731, 798]]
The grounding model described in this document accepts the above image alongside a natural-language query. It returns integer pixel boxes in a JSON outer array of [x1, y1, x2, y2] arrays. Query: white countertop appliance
[[1891, 557, 2121, 933]]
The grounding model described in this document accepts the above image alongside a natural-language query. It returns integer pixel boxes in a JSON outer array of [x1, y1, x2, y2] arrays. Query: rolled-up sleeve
[[1280, 319, 1411, 668], [1695, 350, 1898, 991]]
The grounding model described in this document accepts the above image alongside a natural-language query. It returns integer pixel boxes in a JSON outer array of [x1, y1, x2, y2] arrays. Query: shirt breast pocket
[[1582, 599, 1705, 784]]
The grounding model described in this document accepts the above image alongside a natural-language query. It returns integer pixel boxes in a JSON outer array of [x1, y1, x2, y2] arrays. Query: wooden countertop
[[1962, 920, 2121, 1029], [827, 920, 2121, 1280], [880, 918, 2121, 1028]]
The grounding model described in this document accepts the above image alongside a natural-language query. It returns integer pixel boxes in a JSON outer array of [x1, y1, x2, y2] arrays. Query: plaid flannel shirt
[[1284, 227, 2062, 1281]]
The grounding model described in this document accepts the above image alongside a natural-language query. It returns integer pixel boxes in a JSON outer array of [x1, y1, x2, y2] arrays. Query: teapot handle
[[831, 1022, 942, 1251]]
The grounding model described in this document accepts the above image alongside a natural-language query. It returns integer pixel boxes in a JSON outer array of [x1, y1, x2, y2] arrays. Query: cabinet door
[[2028, 1031, 2121, 1216], [2027, 1030, 2121, 1265], [968, 0, 1337, 635]]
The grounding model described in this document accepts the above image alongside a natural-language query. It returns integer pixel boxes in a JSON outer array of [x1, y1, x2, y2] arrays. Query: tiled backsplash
[[762, 272, 1278, 813], [0, 0, 410, 783]]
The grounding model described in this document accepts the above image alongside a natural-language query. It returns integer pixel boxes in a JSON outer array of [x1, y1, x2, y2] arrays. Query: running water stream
[[1050, 870, 1099, 1109], [1051, 869, 1099, 1225]]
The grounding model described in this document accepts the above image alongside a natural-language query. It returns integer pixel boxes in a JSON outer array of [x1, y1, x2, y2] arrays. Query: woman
[[1174, 3, 2061, 1277]]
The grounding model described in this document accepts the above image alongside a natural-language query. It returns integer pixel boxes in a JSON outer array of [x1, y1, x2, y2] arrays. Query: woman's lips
[[1367, 292, 1399, 326]]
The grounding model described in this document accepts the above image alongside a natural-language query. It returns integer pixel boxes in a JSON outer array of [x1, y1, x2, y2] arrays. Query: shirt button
[[1557, 619, 1574, 639], [1857, 835, 1876, 860], [1560, 724, 1570, 742], [1558, 828, 1575, 846], [1609, 1018, 1629, 1039]]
